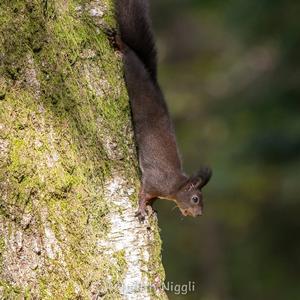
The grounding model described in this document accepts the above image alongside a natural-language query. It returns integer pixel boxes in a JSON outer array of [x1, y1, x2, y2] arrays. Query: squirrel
[[114, 0, 212, 221]]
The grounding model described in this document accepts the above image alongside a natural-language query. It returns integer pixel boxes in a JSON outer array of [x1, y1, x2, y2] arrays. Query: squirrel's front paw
[[135, 206, 149, 222], [135, 205, 156, 222], [135, 209, 147, 222]]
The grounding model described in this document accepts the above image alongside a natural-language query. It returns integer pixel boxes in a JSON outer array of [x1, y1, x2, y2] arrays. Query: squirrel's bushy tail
[[115, 0, 157, 81]]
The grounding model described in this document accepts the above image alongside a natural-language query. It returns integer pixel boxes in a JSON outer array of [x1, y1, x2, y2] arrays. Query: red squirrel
[[114, 0, 212, 221]]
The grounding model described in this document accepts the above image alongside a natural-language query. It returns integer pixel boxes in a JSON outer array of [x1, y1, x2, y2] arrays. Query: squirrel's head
[[175, 167, 212, 217]]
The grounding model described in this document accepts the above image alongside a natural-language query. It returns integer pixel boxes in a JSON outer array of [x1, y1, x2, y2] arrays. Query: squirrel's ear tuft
[[191, 166, 212, 189]]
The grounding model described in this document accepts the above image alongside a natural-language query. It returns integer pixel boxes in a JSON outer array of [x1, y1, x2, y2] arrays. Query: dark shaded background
[[150, 0, 300, 299]]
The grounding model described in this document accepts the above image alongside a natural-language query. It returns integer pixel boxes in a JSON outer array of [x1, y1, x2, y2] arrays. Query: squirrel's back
[[116, 0, 157, 81]]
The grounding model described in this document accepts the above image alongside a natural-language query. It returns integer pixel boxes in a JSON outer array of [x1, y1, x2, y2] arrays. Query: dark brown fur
[[115, 0, 212, 220]]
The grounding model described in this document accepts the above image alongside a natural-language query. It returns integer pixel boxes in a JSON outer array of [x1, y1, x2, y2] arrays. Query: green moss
[[0, 0, 165, 298], [0, 280, 23, 299], [113, 249, 127, 276], [0, 1, 46, 82]]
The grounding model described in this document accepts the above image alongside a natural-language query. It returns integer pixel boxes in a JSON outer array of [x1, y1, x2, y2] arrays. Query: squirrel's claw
[[135, 205, 157, 222], [135, 207, 148, 222], [102, 26, 116, 38], [103, 27, 123, 51]]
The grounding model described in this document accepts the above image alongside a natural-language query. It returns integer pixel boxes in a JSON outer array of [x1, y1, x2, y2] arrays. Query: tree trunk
[[0, 1, 167, 299]]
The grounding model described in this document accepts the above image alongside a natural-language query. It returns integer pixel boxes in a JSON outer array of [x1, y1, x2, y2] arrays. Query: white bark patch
[[80, 49, 97, 59], [0, 222, 43, 288], [81, 63, 110, 97], [88, 1, 107, 23], [98, 175, 157, 299], [44, 226, 61, 259], [0, 137, 9, 162], [40, 208, 62, 260], [89, 7, 104, 17], [24, 54, 41, 97], [46, 151, 59, 168]]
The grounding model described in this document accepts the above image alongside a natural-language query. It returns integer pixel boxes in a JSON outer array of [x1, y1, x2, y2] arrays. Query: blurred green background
[[150, 0, 300, 299]]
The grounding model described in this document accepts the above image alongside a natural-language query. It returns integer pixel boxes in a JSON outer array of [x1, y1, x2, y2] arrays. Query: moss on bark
[[0, 0, 167, 298]]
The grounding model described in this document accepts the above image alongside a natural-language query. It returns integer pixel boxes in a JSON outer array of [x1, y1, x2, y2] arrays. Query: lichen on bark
[[0, 0, 167, 299]]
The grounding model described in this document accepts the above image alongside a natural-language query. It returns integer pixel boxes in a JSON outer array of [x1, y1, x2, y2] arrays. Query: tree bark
[[0, 1, 167, 299]]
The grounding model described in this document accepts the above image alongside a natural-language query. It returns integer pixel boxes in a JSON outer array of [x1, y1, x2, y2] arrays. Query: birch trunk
[[0, 1, 167, 299]]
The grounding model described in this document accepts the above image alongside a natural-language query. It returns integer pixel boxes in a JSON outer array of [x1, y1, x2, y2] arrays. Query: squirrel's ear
[[191, 166, 212, 189]]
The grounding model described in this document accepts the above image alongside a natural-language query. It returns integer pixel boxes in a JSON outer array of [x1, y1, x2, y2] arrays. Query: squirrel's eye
[[191, 195, 199, 204]]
